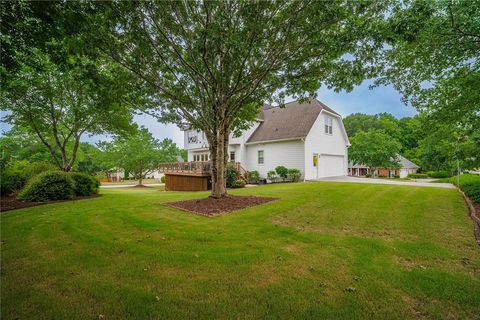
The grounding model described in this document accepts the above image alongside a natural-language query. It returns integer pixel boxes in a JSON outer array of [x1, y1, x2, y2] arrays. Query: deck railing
[[158, 161, 212, 174], [158, 161, 248, 178]]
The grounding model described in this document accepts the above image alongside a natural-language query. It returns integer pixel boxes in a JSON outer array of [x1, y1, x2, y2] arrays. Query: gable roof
[[398, 154, 419, 169], [247, 99, 341, 143], [348, 154, 419, 169]]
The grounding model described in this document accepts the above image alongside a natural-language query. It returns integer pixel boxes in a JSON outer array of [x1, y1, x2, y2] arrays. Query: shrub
[[70, 172, 99, 196], [160, 176, 166, 183], [248, 170, 260, 184], [267, 170, 277, 182], [226, 164, 238, 188], [365, 173, 372, 178], [462, 182, 480, 203], [394, 175, 400, 179], [0, 160, 59, 195], [287, 168, 301, 182], [18, 171, 75, 201], [407, 173, 428, 179], [275, 166, 288, 180], [427, 171, 450, 178], [231, 179, 246, 188]]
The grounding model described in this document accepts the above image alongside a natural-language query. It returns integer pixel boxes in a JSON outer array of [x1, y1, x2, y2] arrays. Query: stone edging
[[459, 189, 480, 246]]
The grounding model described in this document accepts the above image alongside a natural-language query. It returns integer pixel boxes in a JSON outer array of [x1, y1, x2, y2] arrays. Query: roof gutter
[[244, 137, 304, 145]]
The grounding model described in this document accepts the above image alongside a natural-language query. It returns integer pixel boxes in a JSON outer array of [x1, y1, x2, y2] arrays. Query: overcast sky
[[1, 80, 416, 148]]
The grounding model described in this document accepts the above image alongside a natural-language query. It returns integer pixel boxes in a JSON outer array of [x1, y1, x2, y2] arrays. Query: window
[[324, 116, 333, 135], [229, 151, 235, 162], [258, 150, 264, 164]]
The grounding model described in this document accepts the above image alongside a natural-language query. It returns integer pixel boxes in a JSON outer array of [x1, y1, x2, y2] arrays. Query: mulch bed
[[165, 195, 278, 217], [460, 191, 480, 246], [0, 194, 101, 213]]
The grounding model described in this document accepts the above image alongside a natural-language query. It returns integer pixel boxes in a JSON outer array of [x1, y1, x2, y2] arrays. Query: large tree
[[378, 0, 480, 135], [349, 130, 402, 175], [91, 0, 387, 197]]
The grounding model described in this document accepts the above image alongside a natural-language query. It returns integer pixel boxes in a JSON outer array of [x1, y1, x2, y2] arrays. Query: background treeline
[[344, 112, 480, 174]]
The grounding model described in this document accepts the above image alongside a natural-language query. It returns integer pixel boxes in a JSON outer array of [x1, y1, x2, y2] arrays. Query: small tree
[[1, 51, 135, 171], [106, 128, 181, 186], [349, 130, 402, 176]]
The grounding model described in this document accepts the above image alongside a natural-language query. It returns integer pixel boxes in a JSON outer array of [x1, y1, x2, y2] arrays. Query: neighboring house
[[348, 155, 419, 178], [184, 99, 350, 180]]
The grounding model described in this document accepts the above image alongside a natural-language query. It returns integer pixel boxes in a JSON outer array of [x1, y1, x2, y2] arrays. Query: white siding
[[246, 140, 305, 179], [304, 111, 348, 179]]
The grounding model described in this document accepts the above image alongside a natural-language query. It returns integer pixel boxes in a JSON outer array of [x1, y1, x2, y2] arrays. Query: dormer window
[[324, 117, 333, 135]]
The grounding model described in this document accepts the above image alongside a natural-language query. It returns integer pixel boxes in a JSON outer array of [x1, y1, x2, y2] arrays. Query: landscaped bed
[[0, 194, 101, 212], [1, 182, 479, 319], [166, 195, 277, 216]]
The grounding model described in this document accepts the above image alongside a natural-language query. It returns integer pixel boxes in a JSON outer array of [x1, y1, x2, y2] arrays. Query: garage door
[[318, 155, 345, 178]]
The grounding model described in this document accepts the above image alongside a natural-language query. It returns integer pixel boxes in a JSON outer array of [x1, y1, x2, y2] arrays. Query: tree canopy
[[349, 130, 402, 173], [89, 0, 388, 197]]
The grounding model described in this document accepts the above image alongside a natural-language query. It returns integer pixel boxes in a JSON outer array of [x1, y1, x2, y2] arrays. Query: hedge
[[427, 171, 450, 178], [70, 172, 99, 196], [18, 171, 75, 201], [0, 160, 59, 195], [407, 173, 428, 179]]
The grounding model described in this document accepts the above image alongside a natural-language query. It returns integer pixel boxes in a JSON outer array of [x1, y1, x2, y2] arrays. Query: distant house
[[184, 99, 350, 180], [348, 155, 419, 178]]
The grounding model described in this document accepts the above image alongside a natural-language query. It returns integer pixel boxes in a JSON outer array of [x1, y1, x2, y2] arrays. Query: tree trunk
[[139, 167, 143, 186], [208, 128, 229, 198]]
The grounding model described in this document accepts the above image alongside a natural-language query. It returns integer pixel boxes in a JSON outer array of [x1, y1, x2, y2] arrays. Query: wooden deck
[[158, 161, 247, 191]]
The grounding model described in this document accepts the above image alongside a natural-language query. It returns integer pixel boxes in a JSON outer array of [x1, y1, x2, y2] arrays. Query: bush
[[226, 164, 239, 188], [18, 171, 75, 201], [231, 179, 246, 188], [394, 175, 400, 179], [365, 173, 372, 178], [462, 182, 480, 203], [248, 170, 260, 184], [407, 173, 428, 179], [267, 170, 277, 182], [0, 160, 59, 195], [160, 176, 166, 183], [287, 168, 301, 182], [275, 166, 288, 180], [70, 172, 99, 196], [427, 171, 450, 178]]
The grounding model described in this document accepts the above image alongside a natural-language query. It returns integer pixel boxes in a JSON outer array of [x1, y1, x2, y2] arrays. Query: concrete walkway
[[314, 176, 455, 189], [100, 183, 164, 189]]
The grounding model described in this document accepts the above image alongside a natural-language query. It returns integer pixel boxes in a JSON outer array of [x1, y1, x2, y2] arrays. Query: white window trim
[[324, 116, 333, 135], [257, 150, 265, 165]]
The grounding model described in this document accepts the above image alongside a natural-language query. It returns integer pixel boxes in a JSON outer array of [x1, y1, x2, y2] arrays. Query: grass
[[1, 182, 479, 319], [435, 173, 480, 186]]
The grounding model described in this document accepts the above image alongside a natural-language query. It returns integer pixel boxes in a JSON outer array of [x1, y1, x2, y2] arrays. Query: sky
[[128, 80, 417, 147], [0, 79, 417, 148]]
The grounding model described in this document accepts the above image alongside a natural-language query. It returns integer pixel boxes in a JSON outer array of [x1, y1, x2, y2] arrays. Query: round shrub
[[287, 168, 302, 182], [231, 179, 246, 188], [18, 171, 75, 201], [70, 172, 99, 196], [275, 166, 288, 180], [248, 170, 260, 184], [365, 173, 372, 178], [160, 176, 166, 183], [0, 160, 59, 195]]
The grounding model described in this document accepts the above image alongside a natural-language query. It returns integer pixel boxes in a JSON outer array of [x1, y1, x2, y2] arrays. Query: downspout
[[301, 138, 306, 182]]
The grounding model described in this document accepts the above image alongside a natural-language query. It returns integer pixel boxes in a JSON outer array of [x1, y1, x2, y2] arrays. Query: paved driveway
[[314, 176, 455, 189]]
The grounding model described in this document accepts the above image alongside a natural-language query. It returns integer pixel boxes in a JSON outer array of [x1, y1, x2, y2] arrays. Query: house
[[348, 155, 419, 178], [184, 99, 350, 180]]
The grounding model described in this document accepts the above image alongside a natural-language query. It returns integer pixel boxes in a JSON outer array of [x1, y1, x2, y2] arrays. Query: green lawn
[[1, 182, 479, 319]]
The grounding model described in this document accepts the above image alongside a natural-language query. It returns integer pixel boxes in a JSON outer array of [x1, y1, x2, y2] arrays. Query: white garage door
[[318, 155, 345, 178]]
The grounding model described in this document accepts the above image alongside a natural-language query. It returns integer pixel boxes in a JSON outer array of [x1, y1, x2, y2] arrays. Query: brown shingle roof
[[247, 99, 340, 143]]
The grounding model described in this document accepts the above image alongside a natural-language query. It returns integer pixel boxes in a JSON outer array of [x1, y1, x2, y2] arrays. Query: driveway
[[314, 176, 455, 189], [100, 183, 164, 188]]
